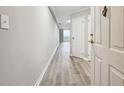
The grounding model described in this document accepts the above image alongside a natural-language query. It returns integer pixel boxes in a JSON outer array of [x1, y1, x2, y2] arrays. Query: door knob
[[88, 39, 95, 44]]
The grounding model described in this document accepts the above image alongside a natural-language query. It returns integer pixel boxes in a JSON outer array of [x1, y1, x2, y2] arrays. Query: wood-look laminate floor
[[40, 42, 91, 86]]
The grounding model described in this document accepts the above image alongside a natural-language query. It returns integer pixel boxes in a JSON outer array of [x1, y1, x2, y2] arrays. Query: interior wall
[[0, 6, 59, 85], [59, 29, 63, 43]]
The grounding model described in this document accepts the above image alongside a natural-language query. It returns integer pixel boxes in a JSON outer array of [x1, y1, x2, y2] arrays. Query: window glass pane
[[63, 30, 70, 42]]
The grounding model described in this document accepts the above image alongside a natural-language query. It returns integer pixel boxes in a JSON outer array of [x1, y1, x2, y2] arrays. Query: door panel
[[111, 7, 124, 48], [109, 66, 124, 86]]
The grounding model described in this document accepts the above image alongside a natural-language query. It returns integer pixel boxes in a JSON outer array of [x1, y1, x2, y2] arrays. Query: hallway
[[1, 6, 124, 86], [40, 42, 90, 86]]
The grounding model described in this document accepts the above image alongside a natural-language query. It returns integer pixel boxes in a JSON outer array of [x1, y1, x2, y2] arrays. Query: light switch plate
[[0, 14, 9, 30]]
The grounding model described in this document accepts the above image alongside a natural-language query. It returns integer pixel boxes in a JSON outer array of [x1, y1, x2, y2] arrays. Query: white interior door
[[71, 11, 90, 59], [71, 13, 85, 58], [91, 6, 124, 86]]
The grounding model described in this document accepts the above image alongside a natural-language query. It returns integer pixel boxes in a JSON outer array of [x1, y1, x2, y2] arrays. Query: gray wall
[[0, 6, 59, 85], [59, 29, 63, 43]]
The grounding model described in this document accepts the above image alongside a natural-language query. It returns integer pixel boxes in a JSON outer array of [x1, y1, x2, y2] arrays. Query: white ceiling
[[49, 6, 90, 30]]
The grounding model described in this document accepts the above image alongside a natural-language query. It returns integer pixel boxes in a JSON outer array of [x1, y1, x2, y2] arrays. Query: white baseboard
[[34, 43, 59, 86]]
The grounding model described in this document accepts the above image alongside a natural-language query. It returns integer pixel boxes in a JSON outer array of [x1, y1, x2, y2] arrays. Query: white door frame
[[90, 6, 95, 85]]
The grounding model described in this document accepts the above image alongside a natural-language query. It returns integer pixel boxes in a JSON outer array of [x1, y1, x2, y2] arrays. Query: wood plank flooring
[[40, 42, 90, 86]]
